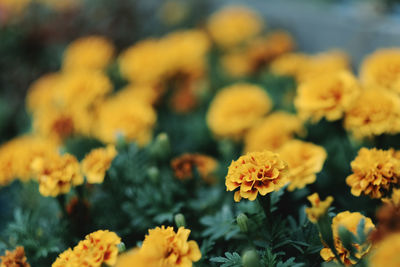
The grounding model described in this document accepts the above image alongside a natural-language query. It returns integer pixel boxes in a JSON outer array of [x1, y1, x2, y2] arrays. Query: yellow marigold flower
[[206, 83, 272, 139], [32, 153, 83, 197], [382, 188, 400, 206], [207, 6, 263, 48], [53, 230, 121, 267], [25, 73, 60, 113], [115, 84, 161, 105], [320, 211, 375, 266], [81, 145, 117, 184], [279, 140, 327, 191], [369, 232, 400, 267], [226, 150, 289, 202], [220, 50, 252, 78], [269, 53, 309, 77], [360, 48, 400, 93], [244, 112, 305, 153], [346, 148, 400, 199], [344, 88, 400, 139], [305, 193, 333, 223], [171, 153, 218, 184], [115, 249, 147, 267], [295, 70, 361, 122], [62, 36, 115, 71], [94, 96, 157, 146], [0, 246, 30, 267], [0, 136, 58, 185]]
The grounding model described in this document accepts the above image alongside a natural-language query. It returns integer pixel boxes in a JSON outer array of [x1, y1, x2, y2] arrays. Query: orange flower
[[0, 246, 30, 267], [171, 153, 218, 183], [225, 150, 289, 202]]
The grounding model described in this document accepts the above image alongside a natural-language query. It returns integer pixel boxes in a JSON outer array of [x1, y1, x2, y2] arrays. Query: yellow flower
[[225, 150, 289, 202], [115, 249, 148, 267], [344, 88, 400, 139], [305, 193, 333, 223], [382, 188, 400, 206], [81, 145, 117, 184], [279, 140, 327, 191], [53, 230, 121, 267], [269, 53, 309, 77], [244, 111, 305, 153], [115, 84, 161, 105], [320, 211, 375, 266], [25, 73, 60, 114], [0, 136, 58, 185], [369, 232, 400, 267], [32, 153, 83, 197], [207, 6, 263, 48], [295, 70, 361, 122], [94, 96, 157, 146], [206, 83, 272, 139], [346, 148, 400, 199], [171, 153, 218, 184], [0, 246, 30, 267], [62, 36, 115, 71], [220, 50, 253, 78], [360, 48, 400, 93]]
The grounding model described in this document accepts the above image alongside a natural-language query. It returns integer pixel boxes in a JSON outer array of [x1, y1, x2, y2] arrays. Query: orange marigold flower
[[279, 140, 326, 191], [62, 36, 115, 71], [295, 70, 361, 123], [171, 153, 218, 184], [320, 211, 375, 266], [206, 83, 272, 139], [244, 112, 305, 153], [360, 48, 400, 93], [305, 193, 333, 223], [53, 230, 121, 267], [81, 145, 117, 184], [344, 88, 400, 139], [226, 150, 289, 202], [32, 153, 83, 197], [0, 246, 30, 267], [207, 6, 263, 48], [346, 148, 400, 199], [369, 232, 400, 267]]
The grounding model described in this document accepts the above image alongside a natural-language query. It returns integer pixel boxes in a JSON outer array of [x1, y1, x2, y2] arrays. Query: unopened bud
[[242, 250, 261, 267], [236, 213, 248, 233], [147, 166, 160, 183], [174, 213, 186, 228], [150, 133, 171, 160], [117, 242, 126, 253]]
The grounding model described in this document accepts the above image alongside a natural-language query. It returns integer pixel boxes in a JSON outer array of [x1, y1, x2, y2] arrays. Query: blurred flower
[[206, 83, 272, 139], [53, 230, 121, 267], [32, 153, 83, 197], [279, 140, 326, 191], [244, 111, 305, 153], [159, 0, 189, 26], [305, 193, 333, 223], [295, 70, 361, 123], [344, 88, 400, 139], [116, 226, 201, 267], [220, 50, 253, 78], [269, 52, 309, 77], [207, 6, 263, 48], [346, 148, 400, 199], [382, 188, 400, 206], [62, 36, 115, 72], [171, 153, 218, 184], [116, 84, 161, 106], [94, 96, 157, 146], [0, 246, 30, 267], [0, 136, 58, 185], [81, 145, 117, 184], [360, 48, 400, 93], [369, 233, 400, 267], [370, 195, 400, 244], [225, 150, 288, 202]]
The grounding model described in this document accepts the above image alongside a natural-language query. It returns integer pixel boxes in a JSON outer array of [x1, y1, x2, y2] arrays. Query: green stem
[[258, 195, 271, 223], [56, 195, 67, 218]]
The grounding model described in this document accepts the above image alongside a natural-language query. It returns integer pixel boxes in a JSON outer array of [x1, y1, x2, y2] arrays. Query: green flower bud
[[117, 242, 126, 253], [147, 166, 160, 183], [242, 250, 261, 267], [150, 133, 171, 160], [236, 213, 248, 233], [174, 213, 186, 228]]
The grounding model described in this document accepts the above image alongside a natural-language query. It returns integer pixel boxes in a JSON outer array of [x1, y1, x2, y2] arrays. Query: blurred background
[[1, 0, 400, 144]]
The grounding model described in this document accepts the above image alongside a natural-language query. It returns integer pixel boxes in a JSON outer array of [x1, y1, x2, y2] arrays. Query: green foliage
[[210, 252, 242, 267]]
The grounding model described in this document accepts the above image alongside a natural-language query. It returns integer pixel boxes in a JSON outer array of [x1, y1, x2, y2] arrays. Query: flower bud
[[147, 166, 160, 183], [150, 133, 171, 160], [236, 213, 248, 233], [242, 250, 261, 267], [174, 213, 186, 228], [117, 242, 126, 253]]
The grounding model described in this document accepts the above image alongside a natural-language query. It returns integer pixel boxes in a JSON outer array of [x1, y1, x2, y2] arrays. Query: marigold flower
[[305, 193, 333, 223], [62, 36, 115, 71], [269, 53, 309, 77], [81, 145, 117, 184], [171, 153, 218, 184], [279, 140, 326, 191], [346, 148, 400, 199], [320, 211, 375, 265], [220, 50, 253, 78], [53, 230, 121, 267], [0, 246, 30, 267], [206, 83, 272, 139], [344, 88, 400, 139], [32, 153, 83, 197], [226, 150, 289, 202], [295, 70, 361, 122], [244, 112, 305, 153], [207, 6, 263, 48], [116, 226, 201, 267], [94, 96, 157, 146], [369, 233, 400, 267], [115, 84, 161, 106]]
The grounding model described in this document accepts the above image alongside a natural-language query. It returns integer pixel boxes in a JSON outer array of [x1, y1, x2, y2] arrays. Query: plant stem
[[258, 194, 271, 223]]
